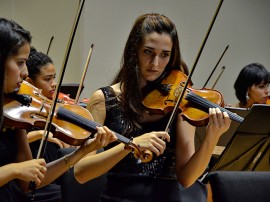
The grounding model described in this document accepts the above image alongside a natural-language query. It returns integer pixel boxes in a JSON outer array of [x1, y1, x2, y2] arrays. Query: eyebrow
[[144, 46, 171, 53], [42, 74, 56, 78], [18, 57, 28, 61]]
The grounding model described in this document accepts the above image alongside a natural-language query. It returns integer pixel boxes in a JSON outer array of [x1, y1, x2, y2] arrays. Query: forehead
[[14, 43, 30, 57], [38, 63, 56, 76], [142, 32, 173, 50]]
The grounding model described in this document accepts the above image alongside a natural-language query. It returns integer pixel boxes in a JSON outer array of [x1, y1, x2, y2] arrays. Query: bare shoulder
[[110, 83, 121, 96], [87, 89, 105, 112], [87, 84, 121, 112], [90, 89, 105, 102]]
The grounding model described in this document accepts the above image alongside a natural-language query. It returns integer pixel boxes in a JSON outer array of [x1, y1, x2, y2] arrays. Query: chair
[[207, 171, 270, 202], [56, 148, 107, 202], [179, 180, 207, 202]]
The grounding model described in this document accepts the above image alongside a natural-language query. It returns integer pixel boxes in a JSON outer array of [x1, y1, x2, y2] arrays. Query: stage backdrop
[[1, 0, 269, 104]]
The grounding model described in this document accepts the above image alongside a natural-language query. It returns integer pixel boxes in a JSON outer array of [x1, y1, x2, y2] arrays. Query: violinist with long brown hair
[[74, 13, 231, 202], [232, 63, 270, 108], [0, 18, 116, 202]]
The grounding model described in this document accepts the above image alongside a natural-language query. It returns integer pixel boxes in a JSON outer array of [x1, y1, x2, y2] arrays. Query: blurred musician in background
[[232, 63, 270, 108]]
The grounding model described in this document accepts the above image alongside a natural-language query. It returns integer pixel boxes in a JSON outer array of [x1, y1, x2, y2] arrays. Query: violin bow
[[74, 44, 94, 105], [211, 66, 226, 89], [202, 45, 229, 89], [165, 0, 224, 132], [37, 0, 85, 159], [46, 36, 54, 55], [29, 0, 85, 199]]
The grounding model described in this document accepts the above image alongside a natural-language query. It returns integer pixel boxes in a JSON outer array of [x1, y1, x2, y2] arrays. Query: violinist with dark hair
[[232, 63, 270, 108], [25, 47, 63, 146], [0, 17, 116, 201], [25, 47, 71, 149], [74, 13, 231, 201], [24, 47, 71, 201]]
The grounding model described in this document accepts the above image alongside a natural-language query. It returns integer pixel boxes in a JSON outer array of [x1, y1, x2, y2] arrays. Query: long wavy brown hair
[[111, 13, 188, 134]]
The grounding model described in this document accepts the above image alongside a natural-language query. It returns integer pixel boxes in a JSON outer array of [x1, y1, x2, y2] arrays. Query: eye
[[258, 84, 268, 89], [161, 52, 170, 58], [17, 61, 25, 68], [144, 49, 152, 55]]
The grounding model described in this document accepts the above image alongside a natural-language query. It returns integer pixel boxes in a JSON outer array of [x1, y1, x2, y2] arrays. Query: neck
[[241, 99, 254, 108]]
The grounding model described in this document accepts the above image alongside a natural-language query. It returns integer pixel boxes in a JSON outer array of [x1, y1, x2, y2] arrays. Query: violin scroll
[[124, 142, 153, 163]]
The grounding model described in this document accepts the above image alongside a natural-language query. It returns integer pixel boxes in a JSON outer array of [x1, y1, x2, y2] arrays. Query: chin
[[146, 76, 159, 82], [8, 87, 19, 93]]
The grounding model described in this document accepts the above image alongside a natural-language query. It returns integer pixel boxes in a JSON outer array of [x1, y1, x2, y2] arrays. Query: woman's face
[[27, 63, 57, 100], [138, 32, 173, 87], [248, 82, 269, 104], [4, 43, 30, 93]]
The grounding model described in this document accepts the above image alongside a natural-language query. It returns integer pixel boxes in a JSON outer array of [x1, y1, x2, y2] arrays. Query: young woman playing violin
[[0, 18, 116, 201], [232, 63, 270, 108], [74, 13, 231, 202], [26, 47, 70, 149], [24, 47, 71, 201]]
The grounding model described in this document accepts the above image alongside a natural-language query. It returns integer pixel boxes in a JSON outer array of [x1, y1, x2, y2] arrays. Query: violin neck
[[185, 91, 244, 123], [57, 106, 130, 144]]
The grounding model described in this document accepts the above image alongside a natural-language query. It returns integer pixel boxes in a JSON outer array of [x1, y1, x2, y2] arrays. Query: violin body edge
[[142, 70, 225, 127]]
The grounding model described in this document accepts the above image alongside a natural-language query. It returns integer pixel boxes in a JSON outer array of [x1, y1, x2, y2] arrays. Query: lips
[[17, 82, 22, 89]]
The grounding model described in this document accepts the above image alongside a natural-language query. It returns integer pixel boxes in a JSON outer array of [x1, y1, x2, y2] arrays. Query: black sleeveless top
[[0, 127, 28, 202], [101, 87, 177, 180]]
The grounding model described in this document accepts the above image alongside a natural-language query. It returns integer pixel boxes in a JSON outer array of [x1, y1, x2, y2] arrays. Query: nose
[[51, 79, 57, 87], [151, 55, 159, 67], [21, 64, 28, 79], [266, 87, 269, 94]]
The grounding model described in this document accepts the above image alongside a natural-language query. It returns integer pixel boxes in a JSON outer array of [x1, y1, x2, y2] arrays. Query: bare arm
[[74, 90, 131, 183], [0, 122, 116, 190], [0, 129, 47, 190], [74, 89, 170, 184], [27, 130, 64, 148], [175, 108, 231, 187]]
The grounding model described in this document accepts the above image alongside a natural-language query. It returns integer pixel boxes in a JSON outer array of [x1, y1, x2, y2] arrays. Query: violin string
[[57, 107, 147, 163], [190, 92, 243, 122], [57, 106, 130, 144], [185, 92, 244, 123], [188, 92, 243, 122]]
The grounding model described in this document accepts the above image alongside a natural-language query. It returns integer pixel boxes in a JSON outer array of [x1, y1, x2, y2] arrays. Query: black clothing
[[99, 86, 182, 202], [27, 133, 62, 202], [0, 128, 28, 202]]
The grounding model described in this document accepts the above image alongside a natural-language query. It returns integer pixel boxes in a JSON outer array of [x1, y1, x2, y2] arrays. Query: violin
[[3, 81, 152, 162], [142, 70, 244, 126], [266, 96, 270, 105], [58, 92, 75, 104], [57, 92, 89, 108]]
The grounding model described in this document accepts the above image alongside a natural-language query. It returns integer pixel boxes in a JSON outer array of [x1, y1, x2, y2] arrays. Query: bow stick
[[165, 0, 224, 132]]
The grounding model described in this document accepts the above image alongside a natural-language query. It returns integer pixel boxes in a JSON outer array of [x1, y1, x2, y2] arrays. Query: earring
[[246, 92, 249, 100]]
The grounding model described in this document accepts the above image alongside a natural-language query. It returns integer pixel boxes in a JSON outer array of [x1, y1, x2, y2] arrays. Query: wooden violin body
[[142, 70, 243, 126], [266, 97, 270, 105], [3, 81, 152, 162], [4, 81, 92, 145]]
